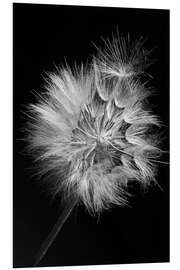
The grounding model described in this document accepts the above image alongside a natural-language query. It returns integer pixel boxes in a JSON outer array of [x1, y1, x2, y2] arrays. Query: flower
[[26, 35, 161, 214]]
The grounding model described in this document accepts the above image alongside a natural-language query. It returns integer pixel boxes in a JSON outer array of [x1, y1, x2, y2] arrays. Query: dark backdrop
[[13, 3, 169, 268]]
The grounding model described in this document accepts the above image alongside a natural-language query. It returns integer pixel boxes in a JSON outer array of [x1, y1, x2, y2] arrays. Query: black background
[[13, 3, 169, 268]]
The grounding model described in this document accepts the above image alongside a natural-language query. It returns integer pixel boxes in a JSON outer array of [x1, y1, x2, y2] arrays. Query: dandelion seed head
[[26, 35, 162, 214]]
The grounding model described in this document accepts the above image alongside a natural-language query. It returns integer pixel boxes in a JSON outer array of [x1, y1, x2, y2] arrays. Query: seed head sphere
[[26, 35, 162, 214]]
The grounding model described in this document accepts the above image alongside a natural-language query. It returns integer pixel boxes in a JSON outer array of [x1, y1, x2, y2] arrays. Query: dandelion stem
[[33, 195, 78, 267]]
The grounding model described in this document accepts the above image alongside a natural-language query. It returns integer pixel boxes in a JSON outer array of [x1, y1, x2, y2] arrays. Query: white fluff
[[26, 35, 162, 214]]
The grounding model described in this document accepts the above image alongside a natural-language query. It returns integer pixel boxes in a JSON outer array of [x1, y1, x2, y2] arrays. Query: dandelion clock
[[23, 34, 167, 266], [14, 4, 169, 268]]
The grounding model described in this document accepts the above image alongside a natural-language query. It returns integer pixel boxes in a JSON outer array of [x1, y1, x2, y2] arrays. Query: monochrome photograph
[[13, 3, 169, 268]]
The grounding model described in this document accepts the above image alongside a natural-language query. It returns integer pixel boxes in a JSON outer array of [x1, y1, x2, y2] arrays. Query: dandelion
[[25, 34, 163, 265]]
